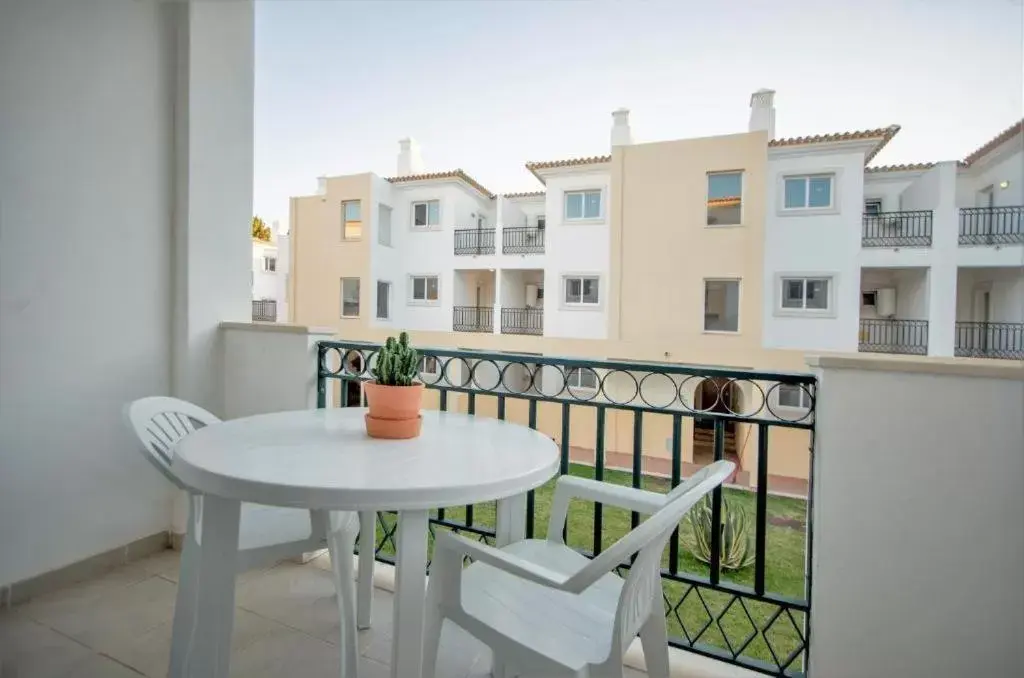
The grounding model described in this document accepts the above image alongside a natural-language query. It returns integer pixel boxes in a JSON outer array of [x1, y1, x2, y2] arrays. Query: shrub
[[684, 493, 755, 571]]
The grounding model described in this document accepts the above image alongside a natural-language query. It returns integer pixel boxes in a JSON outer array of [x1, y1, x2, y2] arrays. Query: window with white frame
[[412, 200, 440, 228], [563, 275, 599, 305], [410, 275, 439, 303], [780, 276, 831, 312], [340, 277, 360, 317], [378, 204, 392, 246], [564, 190, 601, 220], [783, 175, 834, 210], [566, 367, 598, 390], [864, 199, 883, 216], [776, 383, 812, 410], [420, 355, 439, 375], [342, 200, 362, 240], [376, 281, 391, 320], [704, 279, 740, 332], [707, 171, 743, 225], [263, 256, 277, 272]]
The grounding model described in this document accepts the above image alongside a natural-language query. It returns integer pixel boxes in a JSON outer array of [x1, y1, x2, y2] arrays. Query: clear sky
[[253, 0, 1024, 226]]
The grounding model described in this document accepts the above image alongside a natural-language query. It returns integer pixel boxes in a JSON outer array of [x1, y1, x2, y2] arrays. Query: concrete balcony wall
[[808, 354, 1024, 678]]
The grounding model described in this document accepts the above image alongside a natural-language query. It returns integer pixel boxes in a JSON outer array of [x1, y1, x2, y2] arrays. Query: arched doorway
[[692, 377, 740, 466]]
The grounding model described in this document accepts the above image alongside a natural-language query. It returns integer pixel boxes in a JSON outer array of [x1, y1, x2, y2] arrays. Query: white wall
[[0, 0, 212, 585], [860, 268, 929, 320], [863, 172, 918, 212], [808, 355, 1024, 678], [542, 170, 611, 339], [370, 175, 404, 329], [956, 267, 1024, 323], [957, 139, 1023, 208], [762, 148, 866, 352]]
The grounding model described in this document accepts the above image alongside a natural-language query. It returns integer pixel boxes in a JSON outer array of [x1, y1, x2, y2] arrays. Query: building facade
[[290, 92, 1023, 493], [251, 220, 289, 322]]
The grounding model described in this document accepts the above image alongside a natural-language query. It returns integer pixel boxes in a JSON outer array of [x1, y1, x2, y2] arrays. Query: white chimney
[[316, 176, 327, 195], [397, 137, 424, 177], [748, 89, 776, 137], [610, 108, 632, 147]]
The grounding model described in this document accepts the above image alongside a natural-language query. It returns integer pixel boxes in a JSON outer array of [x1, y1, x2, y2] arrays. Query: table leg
[[495, 492, 528, 547], [357, 510, 376, 630], [169, 494, 241, 678], [391, 509, 429, 678]]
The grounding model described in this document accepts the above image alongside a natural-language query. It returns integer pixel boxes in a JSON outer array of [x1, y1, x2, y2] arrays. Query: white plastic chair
[[423, 460, 736, 678], [125, 396, 376, 678]]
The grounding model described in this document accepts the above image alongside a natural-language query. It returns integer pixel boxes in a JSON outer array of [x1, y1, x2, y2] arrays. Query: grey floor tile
[[227, 624, 341, 678], [0, 612, 94, 678], [235, 561, 343, 643]]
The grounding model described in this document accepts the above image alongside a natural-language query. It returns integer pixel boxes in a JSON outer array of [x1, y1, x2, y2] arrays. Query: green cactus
[[684, 493, 755, 571], [371, 332, 420, 387]]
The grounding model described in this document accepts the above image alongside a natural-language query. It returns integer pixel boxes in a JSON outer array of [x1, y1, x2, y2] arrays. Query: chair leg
[[327, 525, 359, 678], [357, 510, 375, 630], [638, 608, 670, 678]]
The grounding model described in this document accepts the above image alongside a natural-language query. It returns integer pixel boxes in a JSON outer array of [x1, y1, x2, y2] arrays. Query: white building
[[251, 220, 289, 322]]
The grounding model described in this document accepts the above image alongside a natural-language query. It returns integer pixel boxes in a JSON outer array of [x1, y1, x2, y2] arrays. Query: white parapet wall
[[807, 353, 1024, 677]]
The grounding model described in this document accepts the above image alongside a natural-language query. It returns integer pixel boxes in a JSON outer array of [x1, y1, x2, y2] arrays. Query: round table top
[[171, 408, 560, 511]]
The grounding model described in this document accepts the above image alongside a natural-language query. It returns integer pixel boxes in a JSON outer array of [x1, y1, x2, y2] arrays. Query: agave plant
[[371, 332, 420, 387], [684, 493, 755, 571]]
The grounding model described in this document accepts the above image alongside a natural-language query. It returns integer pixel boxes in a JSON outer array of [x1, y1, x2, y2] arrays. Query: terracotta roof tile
[[503, 191, 546, 199], [706, 196, 741, 207], [385, 169, 495, 199], [525, 155, 612, 184], [769, 125, 900, 163], [962, 119, 1023, 167], [864, 162, 936, 174]]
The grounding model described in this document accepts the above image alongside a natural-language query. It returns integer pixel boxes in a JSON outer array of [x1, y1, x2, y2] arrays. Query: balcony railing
[[959, 206, 1024, 245], [452, 305, 493, 333], [453, 228, 496, 255], [861, 210, 932, 247], [502, 226, 545, 254], [858, 318, 928, 355], [500, 307, 543, 335], [954, 321, 1024, 360], [317, 341, 816, 676], [251, 299, 277, 322]]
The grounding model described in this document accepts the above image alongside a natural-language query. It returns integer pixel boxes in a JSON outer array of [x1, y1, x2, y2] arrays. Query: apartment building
[[251, 220, 289, 322], [290, 92, 1023, 494]]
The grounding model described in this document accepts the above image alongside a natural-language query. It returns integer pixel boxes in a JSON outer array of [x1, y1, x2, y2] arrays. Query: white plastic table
[[169, 407, 559, 678]]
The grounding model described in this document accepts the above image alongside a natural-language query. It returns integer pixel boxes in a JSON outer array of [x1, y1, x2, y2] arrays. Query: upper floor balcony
[[502, 226, 545, 254], [453, 228, 496, 256], [251, 299, 277, 322], [958, 206, 1024, 245], [861, 210, 932, 248]]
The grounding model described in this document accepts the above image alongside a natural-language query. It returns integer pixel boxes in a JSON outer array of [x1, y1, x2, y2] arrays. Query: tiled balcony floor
[[0, 549, 651, 678]]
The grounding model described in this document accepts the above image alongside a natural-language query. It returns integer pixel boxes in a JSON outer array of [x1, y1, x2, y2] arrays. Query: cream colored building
[[291, 91, 1023, 495]]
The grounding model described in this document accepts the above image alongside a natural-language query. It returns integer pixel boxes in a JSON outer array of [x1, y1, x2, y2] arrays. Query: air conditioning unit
[[876, 288, 897, 317]]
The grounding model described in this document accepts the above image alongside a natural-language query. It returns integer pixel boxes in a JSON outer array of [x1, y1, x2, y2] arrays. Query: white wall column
[[493, 268, 503, 334], [925, 162, 959, 356], [171, 0, 254, 415]]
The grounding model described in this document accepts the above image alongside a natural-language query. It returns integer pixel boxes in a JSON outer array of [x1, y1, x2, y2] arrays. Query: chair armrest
[[433, 531, 571, 590], [547, 476, 667, 543]]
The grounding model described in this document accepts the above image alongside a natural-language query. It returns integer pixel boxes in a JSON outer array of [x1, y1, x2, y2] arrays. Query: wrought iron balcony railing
[[959, 206, 1024, 245], [858, 318, 928, 355], [317, 341, 816, 676], [954, 321, 1024, 360], [861, 210, 932, 247], [502, 226, 545, 254], [500, 307, 543, 335], [454, 228, 496, 255], [251, 299, 277, 322], [452, 305, 493, 333]]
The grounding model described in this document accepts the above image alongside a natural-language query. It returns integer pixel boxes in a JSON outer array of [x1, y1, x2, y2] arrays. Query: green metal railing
[[317, 340, 816, 676]]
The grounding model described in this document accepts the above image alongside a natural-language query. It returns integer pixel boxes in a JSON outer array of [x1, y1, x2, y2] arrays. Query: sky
[[253, 0, 1024, 227]]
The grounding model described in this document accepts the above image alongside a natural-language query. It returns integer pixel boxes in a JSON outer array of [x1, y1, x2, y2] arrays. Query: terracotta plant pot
[[363, 381, 424, 439]]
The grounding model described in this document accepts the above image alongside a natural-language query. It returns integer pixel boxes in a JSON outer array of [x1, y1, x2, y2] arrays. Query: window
[[862, 291, 877, 307], [566, 367, 598, 390], [412, 200, 440, 228], [342, 200, 362, 240], [340, 278, 360, 317], [563, 276, 600, 305], [703, 280, 740, 332], [781, 277, 831, 312], [564, 190, 601, 220], [376, 281, 391, 320], [378, 204, 392, 246], [707, 172, 743, 225], [420, 355, 439, 375], [777, 384, 812, 409], [783, 175, 833, 209], [410, 275, 439, 303], [537, 215, 546, 229], [864, 199, 883, 216], [263, 256, 277, 272]]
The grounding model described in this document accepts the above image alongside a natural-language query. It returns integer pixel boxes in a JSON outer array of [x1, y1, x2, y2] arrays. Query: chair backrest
[[563, 460, 735, 654], [124, 396, 220, 489]]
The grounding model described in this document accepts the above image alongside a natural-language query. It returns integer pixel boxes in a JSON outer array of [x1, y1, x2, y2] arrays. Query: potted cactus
[[364, 332, 423, 439]]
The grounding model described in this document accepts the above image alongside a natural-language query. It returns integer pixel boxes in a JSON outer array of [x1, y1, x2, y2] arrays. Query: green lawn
[[371, 463, 808, 671]]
